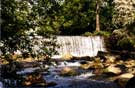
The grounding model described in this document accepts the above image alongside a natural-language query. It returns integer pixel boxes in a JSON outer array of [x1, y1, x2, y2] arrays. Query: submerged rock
[[22, 72, 46, 86], [60, 67, 77, 76]]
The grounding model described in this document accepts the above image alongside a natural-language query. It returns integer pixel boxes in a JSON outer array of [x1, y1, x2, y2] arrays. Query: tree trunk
[[96, 1, 100, 32]]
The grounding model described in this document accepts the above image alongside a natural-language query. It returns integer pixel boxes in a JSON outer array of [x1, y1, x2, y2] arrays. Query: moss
[[82, 31, 111, 37], [93, 31, 111, 37], [82, 32, 93, 36]]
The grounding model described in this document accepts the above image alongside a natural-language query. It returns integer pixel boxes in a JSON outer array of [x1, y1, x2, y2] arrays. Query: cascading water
[[55, 36, 106, 57]]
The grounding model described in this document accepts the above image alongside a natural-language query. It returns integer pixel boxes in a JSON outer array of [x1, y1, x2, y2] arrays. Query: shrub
[[117, 37, 135, 51], [93, 31, 111, 37], [107, 29, 135, 51], [82, 32, 93, 36], [82, 31, 111, 37]]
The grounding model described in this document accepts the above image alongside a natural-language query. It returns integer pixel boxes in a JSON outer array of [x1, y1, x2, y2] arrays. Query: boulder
[[125, 60, 135, 68], [80, 63, 91, 70], [61, 53, 73, 60], [94, 57, 102, 63], [104, 65, 122, 75], [60, 67, 77, 76], [80, 61, 104, 70], [118, 73, 134, 79], [22, 72, 46, 86], [105, 55, 116, 63], [114, 73, 134, 88], [127, 68, 135, 75], [93, 68, 104, 75], [125, 76, 135, 88]]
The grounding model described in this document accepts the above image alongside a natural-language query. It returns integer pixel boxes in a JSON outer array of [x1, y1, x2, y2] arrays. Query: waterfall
[[54, 36, 106, 57]]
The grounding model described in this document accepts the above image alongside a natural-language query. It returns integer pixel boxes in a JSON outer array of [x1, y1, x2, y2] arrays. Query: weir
[[55, 36, 106, 57]]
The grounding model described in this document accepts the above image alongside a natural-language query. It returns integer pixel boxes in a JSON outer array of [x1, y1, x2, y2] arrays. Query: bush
[[82, 31, 110, 37], [117, 37, 135, 51], [93, 31, 111, 37], [107, 29, 135, 51], [82, 32, 93, 36]]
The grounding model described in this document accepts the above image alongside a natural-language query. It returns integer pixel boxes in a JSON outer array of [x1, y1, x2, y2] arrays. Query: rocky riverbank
[[0, 51, 135, 88]]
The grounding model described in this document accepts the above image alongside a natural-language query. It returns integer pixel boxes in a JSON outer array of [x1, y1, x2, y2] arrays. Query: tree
[[95, 0, 100, 32], [1, 1, 59, 86], [1, 0, 58, 56], [113, 0, 135, 28]]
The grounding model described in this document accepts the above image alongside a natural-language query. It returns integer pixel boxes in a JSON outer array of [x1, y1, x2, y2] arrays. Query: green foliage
[[93, 31, 111, 37], [113, 0, 135, 28], [1, 0, 58, 61], [107, 29, 135, 51], [82, 31, 110, 37], [82, 32, 93, 36], [117, 37, 135, 50]]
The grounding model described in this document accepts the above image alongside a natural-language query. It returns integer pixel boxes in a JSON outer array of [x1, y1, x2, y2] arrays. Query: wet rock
[[105, 55, 116, 63], [94, 57, 102, 63], [97, 51, 108, 61], [22, 72, 46, 86], [93, 63, 104, 69], [60, 67, 77, 76], [125, 76, 135, 88], [119, 73, 134, 79], [125, 60, 135, 68], [127, 68, 135, 75], [47, 81, 57, 87], [115, 64, 127, 73], [80, 60, 104, 70], [93, 68, 104, 75], [80, 60, 88, 64], [61, 53, 73, 60], [72, 56, 92, 61], [114, 73, 134, 88], [80, 64, 91, 70], [104, 65, 122, 75]]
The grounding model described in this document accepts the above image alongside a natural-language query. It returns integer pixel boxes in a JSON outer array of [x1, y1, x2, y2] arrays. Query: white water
[[0, 82, 3, 88], [57, 61, 81, 67], [12, 36, 105, 58], [1, 61, 118, 88], [54, 36, 105, 57]]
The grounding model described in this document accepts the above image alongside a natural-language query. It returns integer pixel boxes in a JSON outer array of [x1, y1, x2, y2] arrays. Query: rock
[[127, 68, 135, 75], [125, 76, 135, 88], [80, 60, 88, 64], [80, 63, 91, 69], [21, 57, 34, 62], [60, 67, 77, 76], [94, 57, 101, 63], [97, 51, 108, 61], [93, 69, 104, 75], [93, 63, 104, 69], [22, 72, 46, 86], [117, 60, 124, 65], [105, 55, 116, 63], [72, 56, 91, 61], [125, 60, 135, 68], [80, 61, 104, 69], [47, 82, 57, 87], [119, 73, 134, 79], [104, 65, 122, 75], [61, 53, 73, 60], [115, 64, 127, 73], [114, 73, 134, 88]]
